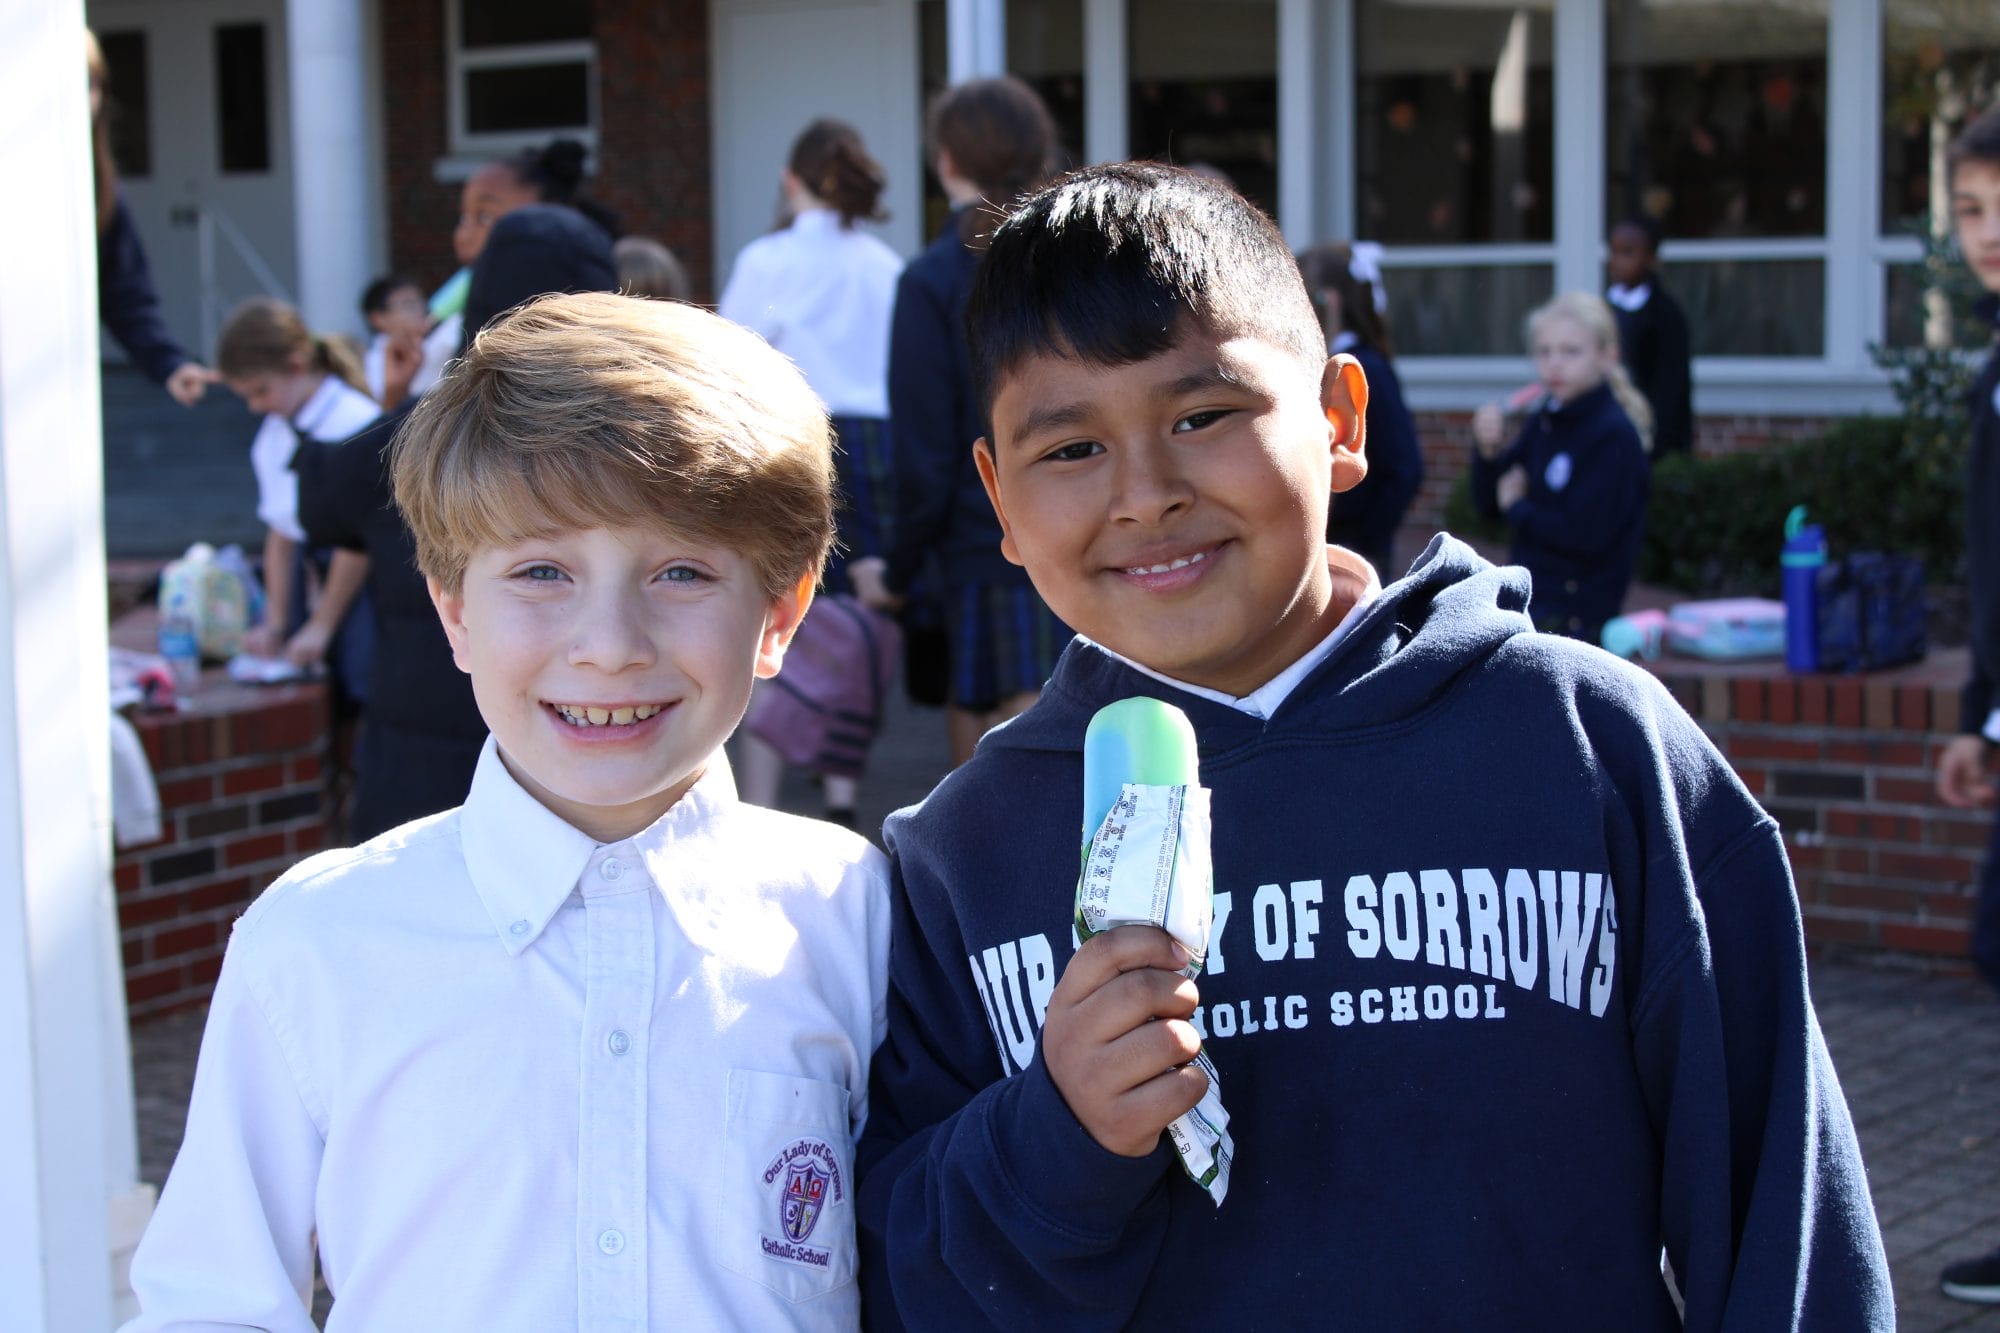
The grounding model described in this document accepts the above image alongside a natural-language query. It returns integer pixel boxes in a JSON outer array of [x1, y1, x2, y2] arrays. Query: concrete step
[[101, 364, 263, 559]]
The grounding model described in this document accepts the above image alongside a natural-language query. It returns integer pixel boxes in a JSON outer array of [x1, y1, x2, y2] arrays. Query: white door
[[710, 0, 924, 288], [88, 0, 297, 364]]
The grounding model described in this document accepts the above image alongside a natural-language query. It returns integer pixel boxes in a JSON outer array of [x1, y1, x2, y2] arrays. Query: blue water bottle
[[1781, 505, 1825, 672]]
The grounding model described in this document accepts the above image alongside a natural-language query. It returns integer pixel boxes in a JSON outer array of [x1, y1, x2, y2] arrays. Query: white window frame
[[444, 1, 598, 158]]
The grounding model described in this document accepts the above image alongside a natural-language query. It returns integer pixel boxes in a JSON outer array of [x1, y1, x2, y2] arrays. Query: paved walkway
[[126, 686, 2000, 1326]]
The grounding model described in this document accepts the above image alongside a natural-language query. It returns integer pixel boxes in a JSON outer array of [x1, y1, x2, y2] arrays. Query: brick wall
[[115, 682, 329, 1021], [1406, 410, 1842, 532], [1650, 656, 1983, 962], [379, 2, 716, 301]]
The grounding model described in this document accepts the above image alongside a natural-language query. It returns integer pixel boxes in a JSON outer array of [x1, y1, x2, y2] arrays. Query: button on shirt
[[125, 739, 890, 1331], [718, 207, 904, 418], [250, 375, 381, 541]]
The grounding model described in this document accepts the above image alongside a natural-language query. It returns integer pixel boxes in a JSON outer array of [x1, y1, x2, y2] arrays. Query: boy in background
[[856, 164, 1890, 1329], [126, 293, 888, 1330], [1931, 104, 2000, 1306], [1605, 214, 1694, 457]]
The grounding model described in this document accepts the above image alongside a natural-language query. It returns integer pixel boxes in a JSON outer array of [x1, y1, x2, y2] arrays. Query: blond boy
[[126, 293, 888, 1330]]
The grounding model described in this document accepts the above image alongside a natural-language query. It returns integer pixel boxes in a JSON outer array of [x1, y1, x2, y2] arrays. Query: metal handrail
[[196, 207, 294, 354]]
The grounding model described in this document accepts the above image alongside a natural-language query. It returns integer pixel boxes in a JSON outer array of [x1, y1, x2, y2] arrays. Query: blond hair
[[391, 291, 835, 596], [1526, 291, 1654, 453], [215, 296, 368, 395]]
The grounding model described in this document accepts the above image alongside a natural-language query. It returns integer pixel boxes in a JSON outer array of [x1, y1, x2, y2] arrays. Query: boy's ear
[[754, 570, 818, 680], [973, 438, 1028, 568], [426, 576, 474, 675], [1322, 353, 1370, 496]]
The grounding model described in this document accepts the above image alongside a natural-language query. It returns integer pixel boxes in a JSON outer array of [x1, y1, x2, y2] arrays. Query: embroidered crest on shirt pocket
[[719, 1068, 858, 1306]]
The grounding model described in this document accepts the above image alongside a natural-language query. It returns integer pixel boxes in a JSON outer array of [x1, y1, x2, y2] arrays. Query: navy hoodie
[[1959, 293, 2000, 733], [1469, 380, 1649, 640], [856, 536, 1890, 1331]]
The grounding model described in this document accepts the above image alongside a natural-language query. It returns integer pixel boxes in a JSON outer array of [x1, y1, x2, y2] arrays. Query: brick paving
[[126, 682, 2000, 1326]]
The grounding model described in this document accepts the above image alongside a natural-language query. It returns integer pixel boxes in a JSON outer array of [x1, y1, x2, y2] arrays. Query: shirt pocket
[[715, 1068, 858, 1305]]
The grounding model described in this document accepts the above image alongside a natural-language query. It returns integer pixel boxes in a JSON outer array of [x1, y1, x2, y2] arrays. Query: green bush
[[1636, 415, 1963, 598]]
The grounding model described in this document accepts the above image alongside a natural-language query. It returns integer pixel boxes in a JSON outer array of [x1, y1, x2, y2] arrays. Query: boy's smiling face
[[976, 326, 1368, 697], [431, 523, 809, 842]]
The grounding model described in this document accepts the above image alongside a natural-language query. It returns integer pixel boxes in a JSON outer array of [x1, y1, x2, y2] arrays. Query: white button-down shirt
[[249, 375, 381, 541], [718, 208, 903, 419], [126, 740, 890, 1331]]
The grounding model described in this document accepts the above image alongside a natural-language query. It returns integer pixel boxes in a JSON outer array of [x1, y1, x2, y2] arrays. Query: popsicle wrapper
[[1075, 781, 1234, 1205]]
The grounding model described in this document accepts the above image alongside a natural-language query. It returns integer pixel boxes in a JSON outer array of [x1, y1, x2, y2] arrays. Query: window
[[1129, 0, 1278, 220], [214, 24, 271, 174], [98, 30, 150, 178], [1882, 0, 2000, 236], [1009, 0, 1085, 173], [448, 0, 595, 154]]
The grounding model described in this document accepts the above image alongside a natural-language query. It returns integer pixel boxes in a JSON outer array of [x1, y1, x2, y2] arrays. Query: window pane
[[1660, 258, 1822, 356], [1884, 262, 1928, 349], [1382, 264, 1552, 356], [918, 0, 949, 240], [1607, 0, 1827, 239], [1009, 0, 1085, 172], [460, 0, 589, 50], [1129, 0, 1278, 220], [1356, 0, 1554, 244], [465, 63, 591, 135], [99, 30, 150, 178], [214, 24, 270, 174], [1882, 0, 2000, 234]]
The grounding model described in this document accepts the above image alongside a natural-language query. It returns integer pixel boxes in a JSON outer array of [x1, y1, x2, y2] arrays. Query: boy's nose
[[566, 588, 658, 671], [1111, 443, 1194, 525]]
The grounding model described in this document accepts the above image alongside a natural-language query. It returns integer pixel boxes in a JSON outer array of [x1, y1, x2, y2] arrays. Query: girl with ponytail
[[1469, 290, 1652, 643], [719, 118, 905, 823], [216, 297, 381, 678], [855, 76, 1067, 766]]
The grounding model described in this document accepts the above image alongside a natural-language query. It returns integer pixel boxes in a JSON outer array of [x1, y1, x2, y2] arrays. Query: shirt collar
[[290, 374, 349, 439], [457, 736, 740, 955], [1081, 545, 1383, 721], [1330, 330, 1361, 354], [791, 207, 844, 237], [1605, 282, 1652, 312]]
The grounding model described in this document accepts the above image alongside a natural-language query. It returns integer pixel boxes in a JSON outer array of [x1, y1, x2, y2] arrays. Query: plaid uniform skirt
[[826, 415, 894, 594], [947, 580, 1071, 713]]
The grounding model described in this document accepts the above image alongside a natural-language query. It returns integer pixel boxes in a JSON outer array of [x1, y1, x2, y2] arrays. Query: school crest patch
[[759, 1136, 846, 1268]]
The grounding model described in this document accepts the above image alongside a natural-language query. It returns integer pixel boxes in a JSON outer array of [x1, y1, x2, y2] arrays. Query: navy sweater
[[1613, 277, 1695, 458], [856, 536, 1890, 1330], [1327, 342, 1425, 574], [1469, 381, 1649, 639], [98, 194, 190, 385], [1960, 294, 2000, 733], [883, 217, 1029, 593]]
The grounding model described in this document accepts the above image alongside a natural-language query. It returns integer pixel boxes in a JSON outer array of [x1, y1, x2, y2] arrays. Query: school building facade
[[89, 0, 1997, 426]]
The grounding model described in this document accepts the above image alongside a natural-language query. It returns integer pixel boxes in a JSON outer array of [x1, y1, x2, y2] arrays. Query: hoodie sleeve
[[1629, 784, 1891, 1328], [97, 195, 191, 386], [1502, 419, 1648, 561], [882, 260, 968, 595], [856, 819, 1175, 1330]]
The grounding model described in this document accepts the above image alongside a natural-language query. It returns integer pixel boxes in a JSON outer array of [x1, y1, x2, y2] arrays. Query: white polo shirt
[[125, 740, 890, 1331], [249, 375, 381, 542], [718, 207, 903, 419]]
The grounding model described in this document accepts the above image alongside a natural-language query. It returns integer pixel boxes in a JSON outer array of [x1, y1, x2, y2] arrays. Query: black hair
[[1950, 107, 2000, 183], [503, 138, 622, 242], [965, 162, 1326, 415], [360, 273, 419, 318], [1612, 215, 1664, 253]]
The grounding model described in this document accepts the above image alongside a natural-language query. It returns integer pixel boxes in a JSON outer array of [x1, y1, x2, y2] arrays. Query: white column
[[1552, 0, 1606, 296], [1823, 0, 1877, 369], [287, 0, 377, 335], [1082, 0, 1128, 164], [1325, 0, 1357, 240], [1277, 0, 1317, 242], [947, 0, 1008, 82], [0, 2, 141, 1329]]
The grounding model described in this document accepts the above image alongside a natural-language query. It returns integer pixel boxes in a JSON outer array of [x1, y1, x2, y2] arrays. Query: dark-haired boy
[[1930, 104, 2000, 1306], [856, 163, 1890, 1329], [1606, 215, 1694, 457]]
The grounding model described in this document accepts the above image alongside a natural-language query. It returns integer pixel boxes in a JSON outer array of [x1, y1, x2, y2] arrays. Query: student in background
[[1298, 240, 1425, 580], [358, 274, 453, 407], [1470, 291, 1652, 644], [216, 296, 379, 678], [853, 76, 1069, 767], [721, 118, 906, 824], [1606, 216, 1694, 457], [614, 237, 692, 302]]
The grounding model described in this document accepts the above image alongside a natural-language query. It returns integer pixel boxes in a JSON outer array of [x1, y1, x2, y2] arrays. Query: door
[[710, 0, 925, 287], [88, 0, 297, 364]]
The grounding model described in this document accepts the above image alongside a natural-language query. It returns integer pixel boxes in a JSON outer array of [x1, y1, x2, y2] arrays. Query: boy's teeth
[[1130, 550, 1207, 575], [555, 703, 664, 727]]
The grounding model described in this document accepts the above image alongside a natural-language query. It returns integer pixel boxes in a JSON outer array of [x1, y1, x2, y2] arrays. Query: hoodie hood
[[987, 533, 1533, 757]]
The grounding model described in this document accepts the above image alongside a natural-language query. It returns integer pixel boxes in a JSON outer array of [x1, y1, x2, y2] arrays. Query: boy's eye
[[1174, 410, 1230, 433], [658, 564, 709, 584], [518, 563, 564, 583], [1042, 440, 1104, 463]]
